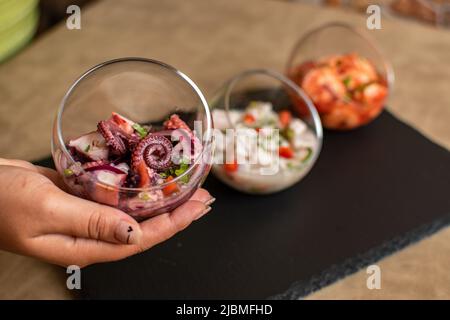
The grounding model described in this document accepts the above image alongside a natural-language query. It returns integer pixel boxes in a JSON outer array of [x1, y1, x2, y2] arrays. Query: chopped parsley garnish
[[248, 101, 259, 108], [160, 159, 190, 183], [63, 168, 74, 177], [174, 161, 190, 183], [179, 174, 190, 184], [302, 147, 313, 163], [84, 144, 91, 152], [132, 123, 148, 138], [159, 172, 168, 179], [138, 192, 151, 201], [281, 127, 294, 141], [343, 76, 352, 88]]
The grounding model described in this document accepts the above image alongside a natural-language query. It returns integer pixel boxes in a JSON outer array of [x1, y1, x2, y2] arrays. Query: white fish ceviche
[[212, 101, 319, 194]]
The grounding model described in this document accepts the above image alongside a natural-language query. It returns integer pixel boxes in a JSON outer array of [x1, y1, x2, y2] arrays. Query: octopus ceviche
[[212, 101, 318, 194], [59, 112, 204, 219], [289, 53, 388, 130]]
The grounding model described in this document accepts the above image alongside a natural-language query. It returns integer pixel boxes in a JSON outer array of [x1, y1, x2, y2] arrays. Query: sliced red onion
[[85, 164, 127, 174], [113, 162, 130, 174]]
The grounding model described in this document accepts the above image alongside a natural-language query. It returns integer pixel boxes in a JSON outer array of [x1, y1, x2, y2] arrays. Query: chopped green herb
[[287, 161, 308, 171], [302, 147, 313, 163], [343, 76, 352, 88], [248, 101, 259, 108], [174, 162, 189, 177], [287, 162, 297, 170], [179, 174, 190, 184], [84, 144, 91, 152], [281, 127, 294, 141], [159, 158, 191, 183], [161, 168, 174, 178], [174, 168, 184, 177], [173, 161, 190, 183], [138, 192, 151, 201], [64, 168, 74, 177], [159, 172, 168, 179], [132, 123, 148, 138]]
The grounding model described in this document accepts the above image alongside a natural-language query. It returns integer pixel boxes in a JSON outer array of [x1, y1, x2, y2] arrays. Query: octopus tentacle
[[97, 120, 127, 156], [130, 134, 173, 188], [127, 134, 141, 151], [163, 114, 192, 134], [132, 134, 173, 171]]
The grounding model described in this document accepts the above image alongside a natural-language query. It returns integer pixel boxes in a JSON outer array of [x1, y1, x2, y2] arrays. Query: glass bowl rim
[[53, 57, 213, 192], [285, 21, 395, 92], [215, 67, 324, 170]]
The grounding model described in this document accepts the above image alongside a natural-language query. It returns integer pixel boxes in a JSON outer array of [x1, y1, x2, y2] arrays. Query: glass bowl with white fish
[[210, 69, 323, 194]]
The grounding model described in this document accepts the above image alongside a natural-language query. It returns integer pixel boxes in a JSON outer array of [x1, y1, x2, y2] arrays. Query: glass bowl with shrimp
[[286, 22, 394, 130]]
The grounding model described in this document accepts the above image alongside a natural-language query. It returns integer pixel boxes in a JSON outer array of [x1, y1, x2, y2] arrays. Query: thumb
[[43, 188, 142, 245]]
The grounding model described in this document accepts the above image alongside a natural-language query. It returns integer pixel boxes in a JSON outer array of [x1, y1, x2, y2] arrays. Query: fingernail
[[115, 221, 140, 245], [195, 206, 212, 220], [205, 197, 216, 206]]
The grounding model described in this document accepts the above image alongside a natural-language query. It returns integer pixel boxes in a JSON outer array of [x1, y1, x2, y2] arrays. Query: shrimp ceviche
[[289, 53, 388, 130], [212, 101, 318, 194], [57, 112, 205, 219]]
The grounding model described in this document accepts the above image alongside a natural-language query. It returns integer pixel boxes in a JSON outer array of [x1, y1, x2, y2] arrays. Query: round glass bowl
[[209, 69, 322, 194], [286, 22, 395, 130], [52, 58, 213, 221]]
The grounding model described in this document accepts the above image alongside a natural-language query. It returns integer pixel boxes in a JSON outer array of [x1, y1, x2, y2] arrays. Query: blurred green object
[[0, 0, 39, 63]]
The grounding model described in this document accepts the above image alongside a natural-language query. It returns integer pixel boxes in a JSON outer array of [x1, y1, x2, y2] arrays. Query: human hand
[[0, 158, 214, 267]]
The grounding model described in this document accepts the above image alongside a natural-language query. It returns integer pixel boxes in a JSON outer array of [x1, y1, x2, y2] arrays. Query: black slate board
[[34, 111, 450, 299]]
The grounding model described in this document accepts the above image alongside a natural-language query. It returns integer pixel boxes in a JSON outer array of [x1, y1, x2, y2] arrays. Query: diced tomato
[[163, 176, 179, 196], [111, 112, 134, 134], [278, 110, 292, 128], [279, 146, 294, 159], [136, 161, 151, 187], [223, 161, 238, 173], [243, 114, 256, 124], [112, 112, 127, 125]]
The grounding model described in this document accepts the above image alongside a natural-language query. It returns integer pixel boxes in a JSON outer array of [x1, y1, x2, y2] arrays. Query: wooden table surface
[[0, 0, 449, 299]]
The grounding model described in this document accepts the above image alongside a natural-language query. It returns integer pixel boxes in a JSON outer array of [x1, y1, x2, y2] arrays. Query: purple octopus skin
[[97, 120, 127, 155], [97, 120, 139, 156], [132, 134, 173, 171]]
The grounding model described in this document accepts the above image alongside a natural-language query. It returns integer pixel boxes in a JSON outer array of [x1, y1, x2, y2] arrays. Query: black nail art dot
[[127, 226, 133, 233]]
